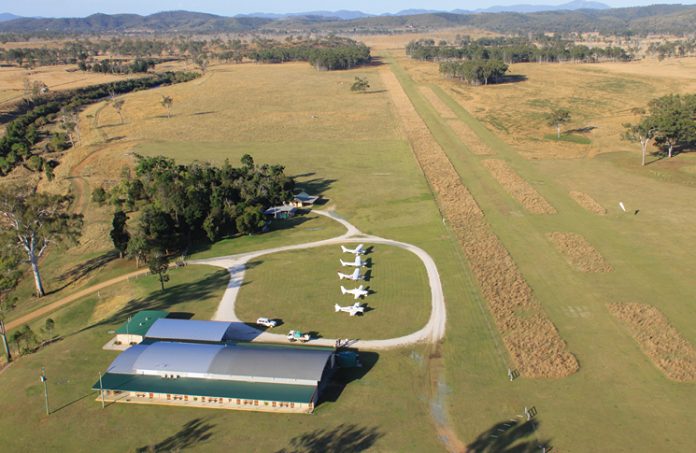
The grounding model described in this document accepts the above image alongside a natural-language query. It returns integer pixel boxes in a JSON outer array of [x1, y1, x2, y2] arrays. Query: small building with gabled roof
[[291, 191, 321, 208], [114, 310, 169, 346]]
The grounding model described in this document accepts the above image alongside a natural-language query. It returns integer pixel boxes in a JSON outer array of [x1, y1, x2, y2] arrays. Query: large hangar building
[[95, 337, 337, 414]]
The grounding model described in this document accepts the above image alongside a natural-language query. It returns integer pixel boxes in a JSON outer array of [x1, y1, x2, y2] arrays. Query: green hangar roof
[[94, 373, 317, 403], [115, 311, 169, 336]]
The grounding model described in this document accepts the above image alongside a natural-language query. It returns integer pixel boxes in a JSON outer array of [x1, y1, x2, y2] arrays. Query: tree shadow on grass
[[275, 423, 382, 453], [136, 417, 215, 453], [81, 269, 229, 333], [50, 250, 119, 294], [498, 74, 528, 84], [467, 419, 550, 453], [294, 178, 336, 198]]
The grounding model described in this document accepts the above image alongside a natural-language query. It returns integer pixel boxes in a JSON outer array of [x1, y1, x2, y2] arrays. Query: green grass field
[[236, 244, 430, 339], [389, 53, 696, 451], [0, 264, 442, 451], [0, 61, 454, 451]]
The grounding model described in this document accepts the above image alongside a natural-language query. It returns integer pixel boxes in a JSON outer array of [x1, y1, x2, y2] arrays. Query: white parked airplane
[[340, 243, 365, 255], [337, 268, 362, 281], [340, 285, 369, 300], [340, 256, 366, 267], [334, 302, 366, 316]]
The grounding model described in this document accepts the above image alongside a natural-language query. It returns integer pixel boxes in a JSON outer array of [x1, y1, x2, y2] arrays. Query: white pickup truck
[[256, 317, 278, 328]]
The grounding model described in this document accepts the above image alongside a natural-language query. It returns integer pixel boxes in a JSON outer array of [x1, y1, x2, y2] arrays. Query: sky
[[1, 0, 695, 17]]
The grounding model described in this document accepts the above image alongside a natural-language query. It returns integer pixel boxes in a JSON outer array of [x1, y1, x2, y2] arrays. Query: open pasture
[[398, 52, 696, 161], [0, 64, 131, 106], [235, 244, 431, 340]]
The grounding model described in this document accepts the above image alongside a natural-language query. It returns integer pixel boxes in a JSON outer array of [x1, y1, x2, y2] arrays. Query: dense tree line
[[78, 58, 156, 74], [439, 59, 509, 86], [407, 38, 632, 64], [623, 94, 696, 165], [103, 155, 295, 263], [0, 36, 371, 71], [248, 37, 371, 70], [0, 71, 199, 176], [646, 38, 696, 60]]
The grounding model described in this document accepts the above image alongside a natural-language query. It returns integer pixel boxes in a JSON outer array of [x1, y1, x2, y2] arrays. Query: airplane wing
[[355, 244, 364, 253], [353, 293, 360, 300]]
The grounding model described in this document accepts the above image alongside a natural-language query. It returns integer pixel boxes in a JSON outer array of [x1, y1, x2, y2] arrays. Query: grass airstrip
[[1, 45, 696, 451]]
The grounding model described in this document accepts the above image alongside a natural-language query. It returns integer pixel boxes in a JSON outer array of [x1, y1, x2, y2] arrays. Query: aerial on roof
[[145, 318, 235, 342], [115, 310, 169, 336], [106, 341, 335, 386]]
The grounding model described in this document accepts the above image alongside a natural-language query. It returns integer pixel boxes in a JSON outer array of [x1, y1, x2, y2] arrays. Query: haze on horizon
[[3, 0, 695, 18]]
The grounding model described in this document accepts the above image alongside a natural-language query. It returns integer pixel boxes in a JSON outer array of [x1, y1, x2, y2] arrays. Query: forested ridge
[[0, 5, 695, 36], [0, 36, 371, 71]]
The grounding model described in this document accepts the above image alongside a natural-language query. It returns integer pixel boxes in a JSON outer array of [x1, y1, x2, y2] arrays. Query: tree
[[91, 187, 107, 205], [161, 95, 173, 118], [350, 76, 370, 93], [0, 185, 83, 297], [59, 108, 80, 147], [648, 94, 696, 158], [236, 206, 265, 235], [126, 233, 149, 268], [622, 109, 656, 166], [12, 325, 37, 354], [546, 108, 571, 139], [196, 56, 209, 73], [112, 98, 125, 124], [43, 318, 55, 337], [110, 210, 130, 258], [148, 253, 170, 291]]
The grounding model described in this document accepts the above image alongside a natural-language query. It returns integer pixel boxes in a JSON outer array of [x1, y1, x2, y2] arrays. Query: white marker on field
[[619, 202, 626, 212]]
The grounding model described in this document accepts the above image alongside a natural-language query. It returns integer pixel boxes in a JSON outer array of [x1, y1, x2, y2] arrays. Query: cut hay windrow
[[608, 303, 696, 382], [447, 120, 494, 156], [547, 232, 612, 273], [382, 67, 578, 378], [419, 86, 457, 119], [482, 159, 557, 215], [569, 191, 606, 215]]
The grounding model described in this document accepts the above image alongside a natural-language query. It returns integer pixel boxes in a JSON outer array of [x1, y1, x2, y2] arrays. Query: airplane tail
[[337, 272, 344, 280], [341, 245, 350, 253], [340, 286, 347, 295], [340, 259, 347, 266], [334, 304, 341, 312]]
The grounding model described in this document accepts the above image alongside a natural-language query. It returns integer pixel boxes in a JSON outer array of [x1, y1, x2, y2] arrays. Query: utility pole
[[0, 319, 11, 362], [40, 367, 49, 415]]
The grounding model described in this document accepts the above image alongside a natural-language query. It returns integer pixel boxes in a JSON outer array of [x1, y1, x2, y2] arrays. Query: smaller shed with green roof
[[114, 310, 169, 346]]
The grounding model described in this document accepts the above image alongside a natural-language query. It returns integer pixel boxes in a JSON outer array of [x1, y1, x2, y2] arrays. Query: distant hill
[[0, 10, 273, 33], [467, 0, 610, 14], [237, 10, 371, 20], [0, 12, 21, 22], [0, 5, 695, 35]]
